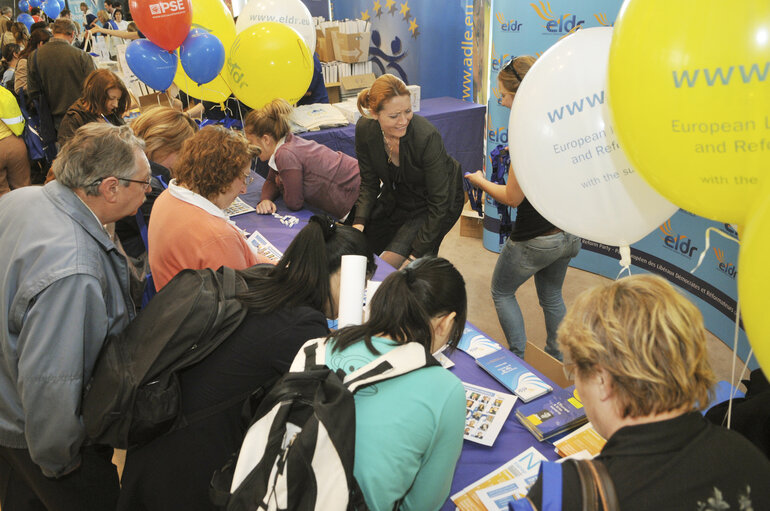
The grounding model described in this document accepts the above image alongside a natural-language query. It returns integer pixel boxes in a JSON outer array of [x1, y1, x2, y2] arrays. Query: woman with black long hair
[[322, 256, 468, 511], [117, 216, 375, 511]]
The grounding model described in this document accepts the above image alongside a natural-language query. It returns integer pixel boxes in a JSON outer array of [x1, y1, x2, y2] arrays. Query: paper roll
[[337, 255, 367, 328]]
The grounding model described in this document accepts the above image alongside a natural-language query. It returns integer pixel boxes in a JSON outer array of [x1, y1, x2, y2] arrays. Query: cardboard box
[[316, 27, 338, 63], [331, 31, 371, 63], [340, 72, 376, 94], [460, 208, 484, 238], [524, 342, 572, 389], [137, 92, 173, 112]]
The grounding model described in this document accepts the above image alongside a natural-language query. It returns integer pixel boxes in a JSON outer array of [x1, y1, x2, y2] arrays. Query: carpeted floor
[[437, 217, 747, 389]]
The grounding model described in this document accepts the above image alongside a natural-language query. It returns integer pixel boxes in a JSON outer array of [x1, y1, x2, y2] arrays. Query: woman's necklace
[[382, 131, 397, 165]]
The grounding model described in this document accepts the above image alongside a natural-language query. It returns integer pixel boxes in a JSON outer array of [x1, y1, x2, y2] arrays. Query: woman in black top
[[117, 217, 375, 511], [525, 275, 770, 510], [57, 69, 127, 146], [354, 73, 464, 269], [466, 56, 579, 361]]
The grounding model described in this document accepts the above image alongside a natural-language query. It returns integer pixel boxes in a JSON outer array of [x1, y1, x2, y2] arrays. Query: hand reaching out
[[256, 200, 276, 214]]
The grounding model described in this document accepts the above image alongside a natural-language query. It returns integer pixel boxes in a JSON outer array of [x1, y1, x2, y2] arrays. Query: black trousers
[[0, 444, 119, 511]]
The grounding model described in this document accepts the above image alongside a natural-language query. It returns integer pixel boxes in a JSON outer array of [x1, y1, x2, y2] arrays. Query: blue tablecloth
[[259, 97, 487, 177]]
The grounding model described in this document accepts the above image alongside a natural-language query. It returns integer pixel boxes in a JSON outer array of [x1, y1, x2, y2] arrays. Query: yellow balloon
[[608, 0, 770, 224], [224, 22, 312, 109], [173, 0, 235, 103], [738, 192, 770, 376]]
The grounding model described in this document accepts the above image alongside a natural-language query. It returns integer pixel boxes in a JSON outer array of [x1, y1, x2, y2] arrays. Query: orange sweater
[[149, 190, 264, 290]]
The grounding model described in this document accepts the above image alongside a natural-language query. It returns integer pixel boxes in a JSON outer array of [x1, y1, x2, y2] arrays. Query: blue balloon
[[28, 0, 42, 8], [17, 13, 34, 31], [126, 40, 178, 91], [18, 0, 29, 12], [42, 0, 60, 19], [179, 29, 225, 85]]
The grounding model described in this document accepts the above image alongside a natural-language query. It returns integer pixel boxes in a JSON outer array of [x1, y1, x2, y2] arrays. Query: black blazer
[[354, 114, 463, 256]]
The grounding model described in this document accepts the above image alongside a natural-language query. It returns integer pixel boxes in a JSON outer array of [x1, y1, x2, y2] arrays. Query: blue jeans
[[491, 232, 581, 360]]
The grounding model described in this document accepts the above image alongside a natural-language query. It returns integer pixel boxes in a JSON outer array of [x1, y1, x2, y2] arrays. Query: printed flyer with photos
[[463, 383, 516, 447]]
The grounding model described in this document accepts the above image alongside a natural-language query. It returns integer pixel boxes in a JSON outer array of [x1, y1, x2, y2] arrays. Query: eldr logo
[[713, 248, 737, 278], [495, 12, 522, 32], [530, 1, 584, 35], [659, 220, 699, 258]]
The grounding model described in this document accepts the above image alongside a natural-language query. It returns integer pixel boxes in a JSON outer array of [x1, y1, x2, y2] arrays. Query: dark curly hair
[[173, 125, 254, 200]]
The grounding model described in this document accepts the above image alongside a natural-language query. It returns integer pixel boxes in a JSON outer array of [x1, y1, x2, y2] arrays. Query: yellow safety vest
[[0, 86, 25, 138]]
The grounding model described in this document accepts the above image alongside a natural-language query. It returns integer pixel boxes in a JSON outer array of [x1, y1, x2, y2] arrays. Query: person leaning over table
[[147, 125, 273, 291], [524, 274, 770, 511], [353, 73, 464, 269], [243, 98, 359, 221]]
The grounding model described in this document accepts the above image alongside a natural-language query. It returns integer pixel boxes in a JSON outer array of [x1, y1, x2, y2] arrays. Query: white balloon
[[235, 0, 316, 54], [509, 27, 677, 248]]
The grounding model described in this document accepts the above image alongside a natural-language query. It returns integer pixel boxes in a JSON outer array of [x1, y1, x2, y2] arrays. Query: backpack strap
[[344, 342, 439, 394]]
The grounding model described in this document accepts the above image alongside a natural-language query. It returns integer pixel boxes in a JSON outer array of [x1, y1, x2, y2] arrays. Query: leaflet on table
[[552, 421, 605, 458], [224, 197, 256, 217], [246, 230, 283, 262], [515, 385, 587, 441], [457, 327, 502, 359], [476, 350, 552, 402], [451, 446, 547, 511], [463, 383, 516, 447], [477, 470, 541, 511]]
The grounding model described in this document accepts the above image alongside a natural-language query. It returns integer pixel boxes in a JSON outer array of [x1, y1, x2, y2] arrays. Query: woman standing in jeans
[[466, 56, 580, 361]]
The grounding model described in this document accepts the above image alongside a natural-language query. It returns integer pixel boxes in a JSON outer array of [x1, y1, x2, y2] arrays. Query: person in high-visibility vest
[[0, 86, 30, 196]]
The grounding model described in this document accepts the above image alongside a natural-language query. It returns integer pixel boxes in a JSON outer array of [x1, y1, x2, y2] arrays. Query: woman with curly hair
[[148, 125, 273, 290]]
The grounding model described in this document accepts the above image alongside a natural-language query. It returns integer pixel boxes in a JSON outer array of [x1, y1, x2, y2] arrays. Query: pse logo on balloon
[[531, 1, 584, 34], [149, 0, 186, 16], [659, 220, 699, 259]]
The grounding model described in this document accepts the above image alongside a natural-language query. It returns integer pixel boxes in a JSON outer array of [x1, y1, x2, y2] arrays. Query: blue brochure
[[476, 349, 552, 402]]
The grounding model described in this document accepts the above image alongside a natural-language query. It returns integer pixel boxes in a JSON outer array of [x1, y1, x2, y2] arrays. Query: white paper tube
[[337, 255, 367, 328]]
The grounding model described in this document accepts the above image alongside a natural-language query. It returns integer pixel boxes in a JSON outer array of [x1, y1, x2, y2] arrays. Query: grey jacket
[[0, 181, 135, 477]]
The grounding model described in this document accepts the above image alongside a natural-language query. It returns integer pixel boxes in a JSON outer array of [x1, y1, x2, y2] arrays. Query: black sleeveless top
[[509, 198, 556, 242]]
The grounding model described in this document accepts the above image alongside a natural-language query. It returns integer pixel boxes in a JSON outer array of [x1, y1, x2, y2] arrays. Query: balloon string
[[615, 245, 632, 280], [726, 299, 752, 430], [690, 227, 740, 274]]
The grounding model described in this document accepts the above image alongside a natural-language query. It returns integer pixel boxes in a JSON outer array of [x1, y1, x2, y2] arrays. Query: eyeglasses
[[118, 177, 153, 191], [88, 176, 152, 192], [242, 172, 255, 186]]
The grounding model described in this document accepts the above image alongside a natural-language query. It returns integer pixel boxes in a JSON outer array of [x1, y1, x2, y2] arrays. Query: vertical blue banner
[[484, 0, 622, 254], [331, 0, 476, 99]]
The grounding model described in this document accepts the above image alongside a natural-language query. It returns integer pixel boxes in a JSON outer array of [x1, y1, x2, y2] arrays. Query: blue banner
[[331, 0, 476, 100]]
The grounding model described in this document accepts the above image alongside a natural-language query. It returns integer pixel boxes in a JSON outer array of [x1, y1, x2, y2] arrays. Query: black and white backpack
[[210, 337, 439, 511]]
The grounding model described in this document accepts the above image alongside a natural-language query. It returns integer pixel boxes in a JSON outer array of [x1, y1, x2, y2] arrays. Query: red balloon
[[129, 0, 193, 51]]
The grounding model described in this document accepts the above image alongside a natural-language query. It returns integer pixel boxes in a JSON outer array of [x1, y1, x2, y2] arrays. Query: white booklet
[[463, 383, 516, 447]]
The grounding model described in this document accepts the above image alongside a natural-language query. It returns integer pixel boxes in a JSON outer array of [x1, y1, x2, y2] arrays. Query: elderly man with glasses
[[0, 123, 150, 510]]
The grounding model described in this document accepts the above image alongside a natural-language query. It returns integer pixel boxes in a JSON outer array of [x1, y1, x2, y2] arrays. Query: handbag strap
[[569, 459, 619, 511]]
